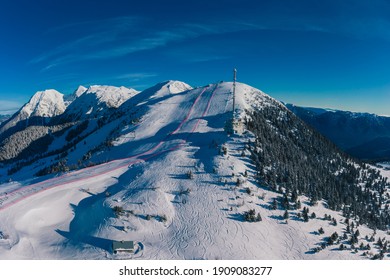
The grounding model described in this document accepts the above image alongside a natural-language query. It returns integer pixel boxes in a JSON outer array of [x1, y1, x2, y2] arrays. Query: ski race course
[[1, 81, 390, 260], [0, 85, 219, 212]]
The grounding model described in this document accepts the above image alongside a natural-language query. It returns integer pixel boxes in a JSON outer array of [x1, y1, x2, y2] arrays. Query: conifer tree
[[303, 211, 309, 222]]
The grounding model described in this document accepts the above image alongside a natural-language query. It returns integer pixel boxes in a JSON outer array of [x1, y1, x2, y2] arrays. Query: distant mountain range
[[285, 104, 390, 162], [0, 84, 140, 162], [0, 115, 10, 125]]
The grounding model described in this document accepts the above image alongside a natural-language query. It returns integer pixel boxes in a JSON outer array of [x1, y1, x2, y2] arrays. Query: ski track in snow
[[0, 86, 217, 212], [1, 82, 389, 260]]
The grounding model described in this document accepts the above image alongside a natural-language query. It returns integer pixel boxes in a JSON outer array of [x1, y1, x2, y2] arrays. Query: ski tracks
[[0, 86, 217, 212]]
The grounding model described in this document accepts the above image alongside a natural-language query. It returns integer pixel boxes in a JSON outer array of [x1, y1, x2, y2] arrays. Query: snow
[[85, 85, 139, 108], [150, 80, 192, 98], [62, 85, 139, 121], [379, 162, 390, 180], [0, 89, 65, 134], [74, 85, 87, 98], [0, 81, 389, 260], [63, 85, 88, 107], [20, 89, 66, 118]]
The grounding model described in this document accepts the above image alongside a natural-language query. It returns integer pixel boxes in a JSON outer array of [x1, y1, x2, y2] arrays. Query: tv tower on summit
[[231, 68, 238, 134], [233, 68, 237, 115]]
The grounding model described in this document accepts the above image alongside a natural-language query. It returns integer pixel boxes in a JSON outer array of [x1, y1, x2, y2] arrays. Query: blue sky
[[1, 0, 390, 115]]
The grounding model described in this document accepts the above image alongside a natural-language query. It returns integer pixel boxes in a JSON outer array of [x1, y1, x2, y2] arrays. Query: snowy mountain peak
[[74, 85, 87, 97], [84, 85, 139, 108], [217, 82, 285, 116], [22, 89, 66, 118], [165, 80, 192, 94], [63, 85, 88, 106], [150, 80, 192, 98], [0, 89, 66, 134], [61, 85, 139, 121]]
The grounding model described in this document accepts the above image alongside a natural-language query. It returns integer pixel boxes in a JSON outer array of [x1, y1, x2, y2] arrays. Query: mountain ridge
[[285, 103, 390, 161], [0, 80, 389, 260], [0, 89, 66, 135]]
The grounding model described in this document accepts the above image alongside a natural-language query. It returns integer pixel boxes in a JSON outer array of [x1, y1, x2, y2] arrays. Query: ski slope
[[0, 85, 217, 211], [0, 82, 389, 260]]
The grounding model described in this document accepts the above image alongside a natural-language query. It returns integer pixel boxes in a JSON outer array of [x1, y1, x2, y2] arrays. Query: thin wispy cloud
[[31, 35, 104, 64], [31, 0, 390, 73], [31, 16, 144, 67], [31, 19, 264, 70], [113, 72, 157, 81], [44, 16, 143, 35]]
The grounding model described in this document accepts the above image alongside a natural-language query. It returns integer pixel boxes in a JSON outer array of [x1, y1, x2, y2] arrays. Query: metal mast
[[233, 68, 237, 116]]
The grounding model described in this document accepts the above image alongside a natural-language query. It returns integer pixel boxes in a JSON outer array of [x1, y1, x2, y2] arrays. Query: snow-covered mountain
[[0, 89, 65, 135], [73, 85, 88, 98], [0, 81, 389, 260], [18, 89, 65, 119], [149, 80, 192, 98], [0, 90, 67, 162], [0, 85, 141, 162], [64, 85, 87, 106], [285, 104, 390, 161], [61, 85, 138, 121]]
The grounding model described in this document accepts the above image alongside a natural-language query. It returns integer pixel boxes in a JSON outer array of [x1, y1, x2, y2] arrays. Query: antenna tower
[[233, 68, 237, 116]]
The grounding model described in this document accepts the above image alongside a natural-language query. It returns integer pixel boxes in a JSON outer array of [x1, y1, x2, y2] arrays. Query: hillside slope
[[0, 82, 389, 260], [0, 89, 65, 136], [61, 85, 138, 122], [286, 104, 390, 161]]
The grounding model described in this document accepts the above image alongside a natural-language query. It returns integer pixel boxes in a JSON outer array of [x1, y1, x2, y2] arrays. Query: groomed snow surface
[[0, 82, 389, 259]]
